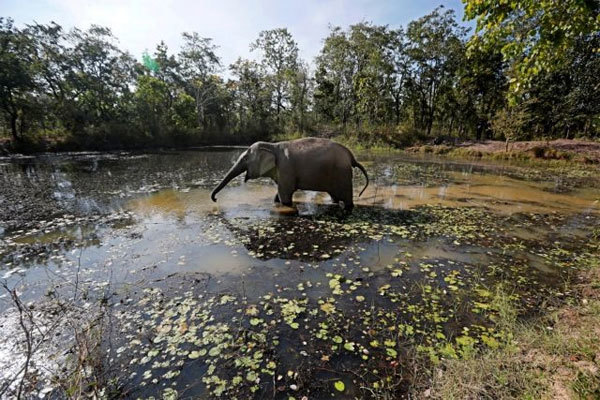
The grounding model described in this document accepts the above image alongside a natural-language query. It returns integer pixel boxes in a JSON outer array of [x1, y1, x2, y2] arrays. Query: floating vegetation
[[102, 202, 600, 399]]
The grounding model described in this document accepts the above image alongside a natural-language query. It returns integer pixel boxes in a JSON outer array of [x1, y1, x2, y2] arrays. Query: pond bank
[[407, 139, 600, 165]]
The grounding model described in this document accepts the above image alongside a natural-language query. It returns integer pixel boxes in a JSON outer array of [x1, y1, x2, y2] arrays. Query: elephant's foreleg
[[274, 193, 281, 203], [277, 183, 294, 207]]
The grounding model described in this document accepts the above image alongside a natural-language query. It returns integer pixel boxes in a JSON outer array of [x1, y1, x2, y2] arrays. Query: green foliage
[[171, 92, 197, 130], [1, 6, 599, 152], [250, 28, 303, 131], [463, 0, 600, 102], [491, 104, 531, 148], [312, 8, 507, 143], [405, 8, 468, 135], [229, 58, 273, 137], [134, 75, 171, 137], [0, 18, 38, 141], [178, 32, 221, 131]]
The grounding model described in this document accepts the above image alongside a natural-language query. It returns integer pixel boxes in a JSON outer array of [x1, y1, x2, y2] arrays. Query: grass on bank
[[428, 265, 600, 400]]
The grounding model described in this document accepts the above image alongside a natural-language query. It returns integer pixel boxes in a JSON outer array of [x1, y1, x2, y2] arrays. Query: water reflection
[[130, 167, 599, 217]]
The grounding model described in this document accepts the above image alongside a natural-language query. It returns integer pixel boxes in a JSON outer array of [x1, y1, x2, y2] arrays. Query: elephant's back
[[287, 137, 352, 160]]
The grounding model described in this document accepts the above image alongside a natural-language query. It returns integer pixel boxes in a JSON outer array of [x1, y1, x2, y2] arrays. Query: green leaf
[[246, 370, 258, 382], [334, 381, 345, 392]]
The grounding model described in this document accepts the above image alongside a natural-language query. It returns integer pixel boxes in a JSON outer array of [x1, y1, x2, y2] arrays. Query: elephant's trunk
[[211, 158, 247, 202]]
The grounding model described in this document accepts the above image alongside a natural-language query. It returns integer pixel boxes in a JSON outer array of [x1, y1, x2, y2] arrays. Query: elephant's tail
[[352, 158, 369, 197]]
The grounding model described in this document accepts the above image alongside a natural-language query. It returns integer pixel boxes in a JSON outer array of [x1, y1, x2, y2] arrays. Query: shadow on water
[[214, 203, 420, 262]]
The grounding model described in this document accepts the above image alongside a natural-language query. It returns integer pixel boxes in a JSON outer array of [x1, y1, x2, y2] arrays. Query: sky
[[2, 0, 473, 70]]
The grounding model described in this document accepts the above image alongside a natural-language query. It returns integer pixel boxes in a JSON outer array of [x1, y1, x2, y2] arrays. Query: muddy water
[[0, 150, 599, 399]]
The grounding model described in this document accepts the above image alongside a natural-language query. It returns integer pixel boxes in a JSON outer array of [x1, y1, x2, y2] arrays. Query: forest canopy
[[0, 3, 599, 152]]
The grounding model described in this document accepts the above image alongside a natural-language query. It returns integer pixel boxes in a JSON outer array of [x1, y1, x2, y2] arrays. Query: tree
[[26, 22, 68, 125], [229, 58, 271, 136], [348, 23, 396, 127], [491, 102, 531, 151], [521, 33, 600, 138], [194, 75, 232, 133], [171, 92, 197, 131], [405, 7, 468, 135], [134, 75, 171, 138], [454, 44, 507, 140], [251, 28, 299, 126], [151, 41, 181, 108], [315, 26, 357, 127], [2, 8, 598, 151], [463, 0, 600, 101], [0, 18, 37, 141], [178, 32, 221, 128], [288, 61, 312, 132], [63, 26, 136, 132], [388, 28, 410, 125]]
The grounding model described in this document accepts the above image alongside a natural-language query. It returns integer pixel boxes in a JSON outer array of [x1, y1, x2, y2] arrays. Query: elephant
[[211, 137, 369, 211]]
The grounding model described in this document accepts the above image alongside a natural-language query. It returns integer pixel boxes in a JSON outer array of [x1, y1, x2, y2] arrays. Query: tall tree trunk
[[583, 119, 590, 137], [394, 92, 401, 125], [10, 113, 19, 142]]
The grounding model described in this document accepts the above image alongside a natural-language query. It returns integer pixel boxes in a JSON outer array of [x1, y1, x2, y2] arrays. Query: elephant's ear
[[258, 149, 276, 176]]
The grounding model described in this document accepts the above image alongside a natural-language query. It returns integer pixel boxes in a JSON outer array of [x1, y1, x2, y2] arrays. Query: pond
[[0, 149, 599, 399]]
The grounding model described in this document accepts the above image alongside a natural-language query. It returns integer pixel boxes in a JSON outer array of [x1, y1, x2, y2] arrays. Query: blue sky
[[2, 0, 472, 68]]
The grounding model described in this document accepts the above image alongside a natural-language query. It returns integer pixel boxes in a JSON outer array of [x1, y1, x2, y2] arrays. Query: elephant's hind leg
[[339, 182, 354, 212], [339, 199, 354, 212]]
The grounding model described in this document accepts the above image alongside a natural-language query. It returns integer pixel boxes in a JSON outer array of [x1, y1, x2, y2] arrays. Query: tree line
[[1, 4, 598, 152]]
